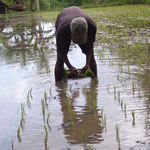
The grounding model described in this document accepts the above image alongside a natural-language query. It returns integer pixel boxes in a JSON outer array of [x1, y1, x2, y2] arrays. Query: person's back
[[55, 6, 96, 43]]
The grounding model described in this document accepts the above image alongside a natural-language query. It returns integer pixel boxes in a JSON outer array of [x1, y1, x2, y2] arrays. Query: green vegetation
[[132, 111, 135, 126], [85, 70, 95, 78], [115, 124, 121, 149]]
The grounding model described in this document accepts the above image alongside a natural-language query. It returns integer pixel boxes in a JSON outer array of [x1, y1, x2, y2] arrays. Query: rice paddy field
[[0, 5, 150, 150]]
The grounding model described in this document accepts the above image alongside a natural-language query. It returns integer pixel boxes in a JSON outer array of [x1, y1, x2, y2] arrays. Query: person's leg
[[90, 55, 97, 77], [55, 58, 64, 81]]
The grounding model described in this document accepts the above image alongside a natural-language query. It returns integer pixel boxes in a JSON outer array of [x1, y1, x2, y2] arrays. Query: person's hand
[[69, 66, 78, 77], [81, 65, 90, 73]]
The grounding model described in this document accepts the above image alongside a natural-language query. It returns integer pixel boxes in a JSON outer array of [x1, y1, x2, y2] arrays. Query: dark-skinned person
[[55, 6, 97, 81]]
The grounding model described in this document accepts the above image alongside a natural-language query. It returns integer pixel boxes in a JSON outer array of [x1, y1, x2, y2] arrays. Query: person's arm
[[56, 33, 78, 76]]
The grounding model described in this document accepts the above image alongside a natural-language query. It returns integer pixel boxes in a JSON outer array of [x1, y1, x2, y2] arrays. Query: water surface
[[0, 6, 150, 150]]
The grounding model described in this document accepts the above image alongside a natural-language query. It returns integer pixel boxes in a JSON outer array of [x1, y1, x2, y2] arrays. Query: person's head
[[70, 17, 88, 45]]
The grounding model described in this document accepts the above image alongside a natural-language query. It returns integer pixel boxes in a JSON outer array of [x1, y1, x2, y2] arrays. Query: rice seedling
[[17, 127, 21, 143], [20, 102, 25, 128], [44, 125, 48, 150], [49, 88, 52, 96], [47, 112, 50, 129], [82, 130, 85, 141], [44, 91, 48, 103], [117, 75, 120, 81], [41, 99, 45, 122], [115, 124, 121, 149], [132, 82, 135, 95], [119, 63, 123, 73], [70, 85, 72, 92], [121, 100, 123, 111], [124, 103, 127, 118], [118, 91, 120, 103], [87, 146, 94, 150], [27, 88, 33, 105], [12, 138, 14, 150], [71, 120, 75, 128], [104, 114, 107, 132], [132, 111, 135, 126], [107, 84, 110, 94], [85, 70, 95, 78]]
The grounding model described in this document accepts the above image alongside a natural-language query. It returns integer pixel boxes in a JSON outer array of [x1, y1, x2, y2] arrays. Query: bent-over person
[[55, 6, 97, 81]]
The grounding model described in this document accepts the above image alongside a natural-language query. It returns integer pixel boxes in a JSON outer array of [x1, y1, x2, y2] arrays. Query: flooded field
[[0, 5, 150, 150]]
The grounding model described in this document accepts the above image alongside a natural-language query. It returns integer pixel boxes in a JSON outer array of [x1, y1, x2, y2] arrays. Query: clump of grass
[[115, 124, 121, 149], [85, 70, 94, 78]]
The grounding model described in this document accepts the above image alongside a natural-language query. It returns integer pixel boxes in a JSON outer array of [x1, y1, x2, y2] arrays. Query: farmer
[[55, 6, 97, 81]]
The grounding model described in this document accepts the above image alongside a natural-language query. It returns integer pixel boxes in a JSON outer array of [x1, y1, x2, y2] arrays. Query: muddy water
[[0, 10, 150, 150]]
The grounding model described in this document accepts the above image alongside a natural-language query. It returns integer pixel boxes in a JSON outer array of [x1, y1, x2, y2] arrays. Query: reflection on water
[[57, 80, 103, 145], [0, 9, 150, 150]]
